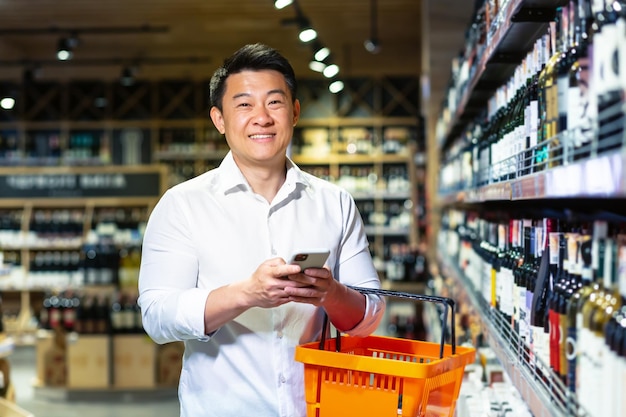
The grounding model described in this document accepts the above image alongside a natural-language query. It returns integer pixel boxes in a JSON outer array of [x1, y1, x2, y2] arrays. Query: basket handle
[[319, 286, 456, 359]]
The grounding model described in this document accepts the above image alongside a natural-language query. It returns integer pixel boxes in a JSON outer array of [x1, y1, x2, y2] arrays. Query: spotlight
[[313, 46, 330, 62], [120, 66, 137, 86], [57, 36, 78, 61], [298, 26, 317, 43], [274, 0, 293, 9], [0, 97, 15, 110], [309, 60, 326, 73], [322, 64, 339, 78], [365, 0, 381, 54], [364, 39, 381, 54], [329, 80, 344, 94]]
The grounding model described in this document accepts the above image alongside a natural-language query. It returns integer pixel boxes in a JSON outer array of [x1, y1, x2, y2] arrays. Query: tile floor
[[7, 345, 180, 417]]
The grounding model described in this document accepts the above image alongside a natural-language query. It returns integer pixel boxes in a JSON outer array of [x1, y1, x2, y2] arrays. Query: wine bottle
[[569, 0, 595, 159], [579, 233, 613, 416], [558, 230, 582, 382], [554, 3, 574, 166], [602, 233, 626, 417], [531, 218, 554, 378], [587, 236, 622, 417], [536, 32, 552, 171], [565, 230, 592, 393], [595, 0, 624, 154], [546, 7, 565, 168], [548, 229, 565, 377], [518, 221, 534, 348]]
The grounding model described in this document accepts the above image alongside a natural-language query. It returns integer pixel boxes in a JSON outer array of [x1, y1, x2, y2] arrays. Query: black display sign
[[0, 172, 162, 198]]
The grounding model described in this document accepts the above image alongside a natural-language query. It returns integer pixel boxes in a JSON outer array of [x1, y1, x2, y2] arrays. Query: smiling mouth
[[249, 134, 275, 140]]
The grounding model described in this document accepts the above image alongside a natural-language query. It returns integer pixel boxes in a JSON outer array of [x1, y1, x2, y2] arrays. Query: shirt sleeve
[[333, 191, 386, 337], [138, 190, 211, 344]]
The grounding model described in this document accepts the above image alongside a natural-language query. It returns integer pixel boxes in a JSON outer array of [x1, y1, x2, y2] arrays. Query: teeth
[[249, 134, 273, 139]]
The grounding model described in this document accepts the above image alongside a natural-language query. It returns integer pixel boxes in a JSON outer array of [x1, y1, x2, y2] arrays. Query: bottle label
[[529, 99, 539, 148], [566, 325, 577, 392], [567, 85, 582, 146], [558, 313, 567, 377], [557, 75, 569, 126], [549, 309, 560, 372], [619, 19, 626, 92], [49, 308, 61, 329], [549, 232, 561, 264], [599, 25, 621, 93]]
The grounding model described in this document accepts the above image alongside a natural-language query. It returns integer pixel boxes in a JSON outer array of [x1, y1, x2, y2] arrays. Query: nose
[[253, 106, 273, 126]]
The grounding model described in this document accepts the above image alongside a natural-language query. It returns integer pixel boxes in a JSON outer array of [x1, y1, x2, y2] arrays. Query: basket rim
[[294, 335, 476, 379]]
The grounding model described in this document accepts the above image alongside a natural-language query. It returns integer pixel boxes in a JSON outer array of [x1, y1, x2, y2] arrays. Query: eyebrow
[[231, 89, 288, 101]]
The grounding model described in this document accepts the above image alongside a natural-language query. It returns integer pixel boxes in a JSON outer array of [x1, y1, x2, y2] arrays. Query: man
[[138, 43, 385, 417]]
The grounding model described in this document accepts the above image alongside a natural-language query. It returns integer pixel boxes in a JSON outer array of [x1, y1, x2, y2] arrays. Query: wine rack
[[438, 253, 586, 417], [0, 165, 167, 344], [435, 0, 626, 416], [291, 118, 423, 286]]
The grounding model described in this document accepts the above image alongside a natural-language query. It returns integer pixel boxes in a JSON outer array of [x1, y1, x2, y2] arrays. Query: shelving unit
[[438, 254, 580, 417], [0, 75, 428, 340], [433, 0, 626, 416], [438, 0, 566, 151], [292, 117, 422, 285], [0, 165, 167, 344]]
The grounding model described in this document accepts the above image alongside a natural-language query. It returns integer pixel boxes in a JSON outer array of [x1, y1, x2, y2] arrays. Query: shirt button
[[279, 374, 286, 384]]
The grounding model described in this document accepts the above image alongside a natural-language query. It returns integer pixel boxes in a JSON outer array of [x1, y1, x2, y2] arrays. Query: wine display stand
[[0, 164, 167, 344]]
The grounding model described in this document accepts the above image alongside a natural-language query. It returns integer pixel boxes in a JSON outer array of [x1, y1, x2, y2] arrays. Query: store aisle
[[7, 345, 180, 417]]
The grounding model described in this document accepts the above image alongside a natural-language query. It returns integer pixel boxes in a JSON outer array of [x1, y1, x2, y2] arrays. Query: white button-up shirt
[[138, 152, 385, 417]]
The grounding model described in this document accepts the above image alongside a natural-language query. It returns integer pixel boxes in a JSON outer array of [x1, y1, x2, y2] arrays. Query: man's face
[[210, 69, 300, 169]]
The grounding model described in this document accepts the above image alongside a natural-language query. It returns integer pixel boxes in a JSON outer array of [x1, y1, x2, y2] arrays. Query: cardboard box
[[157, 342, 184, 387], [36, 329, 67, 387], [112, 334, 156, 388], [35, 331, 55, 386], [66, 334, 110, 388]]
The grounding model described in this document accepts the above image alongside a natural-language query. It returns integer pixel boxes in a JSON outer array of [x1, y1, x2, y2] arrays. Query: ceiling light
[[298, 27, 317, 43], [364, 0, 381, 54], [0, 97, 15, 110], [314, 46, 330, 62], [322, 64, 339, 78], [364, 39, 381, 54], [57, 37, 78, 61], [329, 81, 344, 94], [309, 60, 326, 73], [274, 0, 293, 9], [120, 66, 137, 86]]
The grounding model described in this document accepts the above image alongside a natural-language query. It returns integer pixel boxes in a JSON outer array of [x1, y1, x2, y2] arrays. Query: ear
[[292, 99, 301, 126], [210, 107, 226, 134]]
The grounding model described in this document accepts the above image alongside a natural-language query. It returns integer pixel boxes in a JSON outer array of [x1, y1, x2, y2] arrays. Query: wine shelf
[[439, 149, 626, 205], [439, 0, 567, 151], [438, 254, 589, 417]]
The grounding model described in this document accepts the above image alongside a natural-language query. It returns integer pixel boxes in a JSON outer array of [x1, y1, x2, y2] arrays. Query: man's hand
[[283, 265, 337, 306], [243, 258, 315, 308]]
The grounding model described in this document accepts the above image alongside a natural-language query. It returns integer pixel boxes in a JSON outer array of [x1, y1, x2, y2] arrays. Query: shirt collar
[[215, 151, 312, 195]]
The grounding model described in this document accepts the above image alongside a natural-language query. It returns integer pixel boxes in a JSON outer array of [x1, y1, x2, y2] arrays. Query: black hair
[[209, 43, 298, 111]]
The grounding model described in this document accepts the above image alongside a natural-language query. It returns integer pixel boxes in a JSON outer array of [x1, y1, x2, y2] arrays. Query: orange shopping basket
[[295, 287, 476, 417]]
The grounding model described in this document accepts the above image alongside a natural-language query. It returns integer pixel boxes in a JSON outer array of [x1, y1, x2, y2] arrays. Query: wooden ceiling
[[0, 0, 474, 118]]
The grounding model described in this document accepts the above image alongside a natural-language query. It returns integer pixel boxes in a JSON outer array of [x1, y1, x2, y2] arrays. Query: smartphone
[[287, 249, 330, 270]]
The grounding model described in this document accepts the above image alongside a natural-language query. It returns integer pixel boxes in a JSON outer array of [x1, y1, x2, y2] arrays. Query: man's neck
[[237, 160, 287, 203]]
